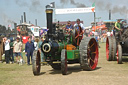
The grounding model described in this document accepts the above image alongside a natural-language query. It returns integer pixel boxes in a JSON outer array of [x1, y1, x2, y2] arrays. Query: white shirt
[[107, 32, 111, 36], [5, 40, 10, 51], [34, 42, 38, 50], [74, 23, 85, 30]]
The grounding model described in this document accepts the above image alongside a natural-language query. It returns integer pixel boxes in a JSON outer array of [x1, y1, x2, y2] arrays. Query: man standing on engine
[[74, 19, 85, 33], [114, 19, 122, 41]]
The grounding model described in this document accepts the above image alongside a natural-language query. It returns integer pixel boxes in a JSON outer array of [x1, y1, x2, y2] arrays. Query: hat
[[16, 37, 20, 40], [76, 19, 80, 22]]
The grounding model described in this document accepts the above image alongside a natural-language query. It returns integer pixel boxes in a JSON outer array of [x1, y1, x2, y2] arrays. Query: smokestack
[[23, 12, 26, 23], [109, 10, 111, 20], [35, 19, 37, 26], [46, 9, 53, 39], [21, 15, 23, 23], [20, 20, 22, 24], [29, 21, 31, 24], [14, 23, 17, 34]]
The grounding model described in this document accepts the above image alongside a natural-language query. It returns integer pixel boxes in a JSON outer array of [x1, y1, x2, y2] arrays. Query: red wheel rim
[[117, 48, 119, 63], [87, 38, 99, 70], [106, 38, 109, 60]]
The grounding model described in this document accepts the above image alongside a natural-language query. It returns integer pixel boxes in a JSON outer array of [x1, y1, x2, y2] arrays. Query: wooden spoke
[[89, 43, 95, 48], [91, 52, 96, 54], [88, 57, 95, 63]]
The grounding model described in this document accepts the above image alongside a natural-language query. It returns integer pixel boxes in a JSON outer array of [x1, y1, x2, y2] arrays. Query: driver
[[66, 21, 73, 30], [74, 19, 85, 34], [114, 19, 122, 41]]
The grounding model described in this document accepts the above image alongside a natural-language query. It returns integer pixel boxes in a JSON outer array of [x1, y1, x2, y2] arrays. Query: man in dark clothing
[[9, 39, 14, 63], [25, 37, 35, 65]]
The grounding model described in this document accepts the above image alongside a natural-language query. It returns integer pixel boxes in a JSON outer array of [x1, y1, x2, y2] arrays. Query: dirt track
[[1, 43, 128, 85]]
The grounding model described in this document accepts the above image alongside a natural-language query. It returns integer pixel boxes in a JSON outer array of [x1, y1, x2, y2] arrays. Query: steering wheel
[[75, 25, 83, 46]]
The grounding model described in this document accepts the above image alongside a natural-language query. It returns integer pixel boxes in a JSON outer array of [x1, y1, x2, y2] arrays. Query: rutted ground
[[0, 43, 128, 85]]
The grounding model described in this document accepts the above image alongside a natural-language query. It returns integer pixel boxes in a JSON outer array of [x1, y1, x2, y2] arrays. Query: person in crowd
[[31, 34, 35, 42], [3, 37, 10, 64], [0, 36, 4, 63], [34, 38, 39, 51], [74, 19, 85, 33], [9, 39, 14, 63], [13, 37, 23, 64], [38, 36, 45, 62], [114, 19, 122, 41], [25, 37, 35, 65], [65, 21, 73, 32], [94, 30, 100, 48]]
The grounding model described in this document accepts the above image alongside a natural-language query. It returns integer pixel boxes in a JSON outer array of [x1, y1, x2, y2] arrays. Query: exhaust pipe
[[46, 9, 53, 39], [23, 12, 26, 23]]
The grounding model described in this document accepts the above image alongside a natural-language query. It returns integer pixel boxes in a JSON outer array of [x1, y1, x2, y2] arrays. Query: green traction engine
[[32, 9, 99, 75]]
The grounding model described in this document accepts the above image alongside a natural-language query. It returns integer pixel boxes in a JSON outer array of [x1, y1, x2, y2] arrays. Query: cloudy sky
[[0, 0, 128, 28]]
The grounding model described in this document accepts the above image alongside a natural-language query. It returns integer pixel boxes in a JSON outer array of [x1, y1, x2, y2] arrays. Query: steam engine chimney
[[21, 15, 23, 23], [109, 10, 111, 20], [46, 9, 53, 39], [23, 12, 26, 23], [35, 19, 37, 26], [14, 23, 17, 33]]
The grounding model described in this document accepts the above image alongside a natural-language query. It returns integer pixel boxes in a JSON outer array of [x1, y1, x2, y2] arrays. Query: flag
[[91, 2, 95, 12], [50, 2, 55, 8], [92, 2, 95, 7], [46, 2, 55, 8], [8, 25, 11, 27]]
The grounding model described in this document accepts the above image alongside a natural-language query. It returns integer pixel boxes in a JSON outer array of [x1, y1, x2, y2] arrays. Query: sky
[[0, 0, 128, 28]]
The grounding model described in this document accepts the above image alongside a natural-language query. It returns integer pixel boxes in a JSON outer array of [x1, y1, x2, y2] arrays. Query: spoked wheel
[[71, 26, 83, 46], [106, 37, 112, 61], [79, 37, 99, 71], [32, 50, 41, 75], [117, 44, 122, 64], [61, 49, 67, 75]]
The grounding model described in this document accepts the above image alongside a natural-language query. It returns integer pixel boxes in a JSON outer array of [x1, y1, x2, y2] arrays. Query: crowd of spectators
[[0, 35, 45, 66]]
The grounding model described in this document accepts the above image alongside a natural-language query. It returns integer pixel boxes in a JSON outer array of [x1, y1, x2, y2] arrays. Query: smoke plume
[[60, 0, 86, 8], [2, 13, 15, 24], [89, 0, 128, 15], [14, 0, 43, 12]]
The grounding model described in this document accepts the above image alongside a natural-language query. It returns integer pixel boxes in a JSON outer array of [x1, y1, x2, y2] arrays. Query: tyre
[[106, 36, 112, 61], [111, 35, 117, 61], [61, 49, 67, 75], [117, 44, 122, 64], [79, 37, 99, 71], [32, 50, 41, 75]]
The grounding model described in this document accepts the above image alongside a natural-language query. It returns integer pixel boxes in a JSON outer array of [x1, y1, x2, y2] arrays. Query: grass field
[[0, 43, 128, 85]]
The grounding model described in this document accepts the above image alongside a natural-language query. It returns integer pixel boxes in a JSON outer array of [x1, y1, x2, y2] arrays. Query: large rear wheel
[[106, 36, 112, 61], [79, 37, 99, 71], [61, 49, 67, 75], [32, 50, 41, 75], [111, 35, 117, 61]]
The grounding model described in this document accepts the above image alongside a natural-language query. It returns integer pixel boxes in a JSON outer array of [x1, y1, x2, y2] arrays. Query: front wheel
[[117, 44, 122, 64], [32, 50, 41, 75], [61, 49, 67, 75]]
